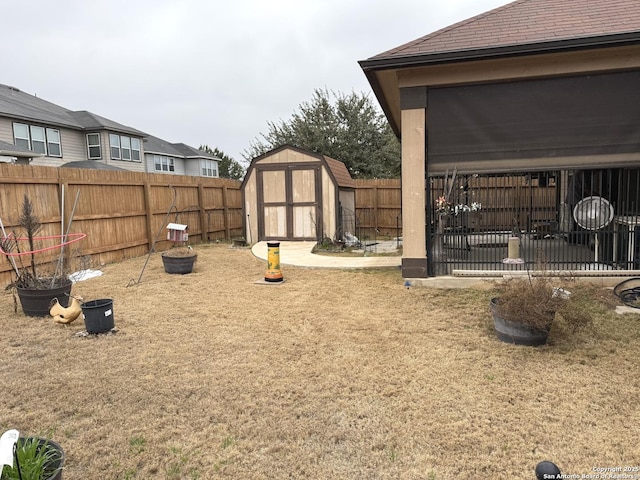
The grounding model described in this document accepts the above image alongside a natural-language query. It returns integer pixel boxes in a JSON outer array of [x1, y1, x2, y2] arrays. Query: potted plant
[[0, 435, 64, 480], [161, 245, 197, 274], [1, 195, 73, 317], [489, 273, 594, 346]]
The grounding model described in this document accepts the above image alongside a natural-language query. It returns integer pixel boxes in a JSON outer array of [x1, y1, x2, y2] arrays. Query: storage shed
[[242, 145, 355, 242]]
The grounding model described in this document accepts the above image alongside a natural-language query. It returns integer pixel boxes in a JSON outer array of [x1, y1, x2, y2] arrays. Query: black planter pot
[[81, 298, 115, 334], [16, 279, 73, 317], [162, 253, 197, 274], [490, 297, 553, 346], [12, 436, 65, 480]]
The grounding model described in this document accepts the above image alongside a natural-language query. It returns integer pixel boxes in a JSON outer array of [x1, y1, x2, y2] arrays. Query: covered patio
[[359, 0, 640, 278]]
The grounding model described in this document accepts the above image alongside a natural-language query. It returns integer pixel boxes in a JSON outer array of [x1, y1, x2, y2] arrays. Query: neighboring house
[[143, 135, 219, 177], [360, 0, 640, 278], [0, 83, 218, 176]]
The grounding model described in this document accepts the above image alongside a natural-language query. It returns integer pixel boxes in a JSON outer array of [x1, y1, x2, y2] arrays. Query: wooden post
[[222, 185, 230, 240], [197, 184, 207, 242], [143, 181, 154, 251]]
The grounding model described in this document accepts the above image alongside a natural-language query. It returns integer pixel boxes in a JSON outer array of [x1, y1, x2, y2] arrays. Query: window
[[154, 155, 174, 172], [121, 136, 131, 160], [13, 123, 30, 150], [46, 128, 61, 157], [30, 126, 46, 154], [131, 138, 140, 161], [87, 133, 101, 159], [201, 159, 218, 177], [12, 123, 62, 157], [109, 134, 141, 161], [109, 134, 120, 159]]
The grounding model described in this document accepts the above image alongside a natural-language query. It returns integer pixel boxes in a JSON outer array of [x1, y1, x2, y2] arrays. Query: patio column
[[400, 87, 428, 277]]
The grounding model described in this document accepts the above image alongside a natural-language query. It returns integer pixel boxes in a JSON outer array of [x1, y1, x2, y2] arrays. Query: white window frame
[[110, 134, 121, 159], [121, 136, 131, 160], [201, 159, 218, 177], [46, 128, 62, 157], [87, 133, 101, 159], [13, 123, 30, 150], [131, 138, 141, 161], [154, 155, 175, 172], [109, 134, 141, 162], [30, 126, 47, 155]]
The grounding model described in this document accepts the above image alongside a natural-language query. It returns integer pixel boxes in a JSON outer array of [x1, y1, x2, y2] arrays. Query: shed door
[[258, 166, 320, 241]]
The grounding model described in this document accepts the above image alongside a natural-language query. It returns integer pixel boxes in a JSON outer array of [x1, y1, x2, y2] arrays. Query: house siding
[[184, 159, 201, 177], [0, 117, 87, 166], [143, 153, 185, 176]]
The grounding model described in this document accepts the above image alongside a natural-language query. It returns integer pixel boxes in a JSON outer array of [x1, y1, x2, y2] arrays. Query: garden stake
[[51, 189, 80, 288]]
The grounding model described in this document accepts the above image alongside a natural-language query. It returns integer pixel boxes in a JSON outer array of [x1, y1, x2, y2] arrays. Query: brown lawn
[[1, 243, 639, 479]]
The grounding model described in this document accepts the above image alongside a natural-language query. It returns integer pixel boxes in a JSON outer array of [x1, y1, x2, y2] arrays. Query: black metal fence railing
[[428, 169, 640, 275]]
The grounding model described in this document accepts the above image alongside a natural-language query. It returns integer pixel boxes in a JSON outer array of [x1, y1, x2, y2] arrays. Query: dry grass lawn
[[1, 243, 639, 479]]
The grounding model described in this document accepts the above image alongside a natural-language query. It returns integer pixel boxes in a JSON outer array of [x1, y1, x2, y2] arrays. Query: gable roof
[[0, 84, 146, 136], [68, 111, 146, 137], [360, 0, 640, 136], [364, 0, 640, 66], [143, 135, 217, 160], [242, 145, 354, 189]]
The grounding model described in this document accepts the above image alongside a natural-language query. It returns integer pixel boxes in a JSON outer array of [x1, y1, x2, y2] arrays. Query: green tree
[[199, 145, 246, 180], [243, 88, 400, 178]]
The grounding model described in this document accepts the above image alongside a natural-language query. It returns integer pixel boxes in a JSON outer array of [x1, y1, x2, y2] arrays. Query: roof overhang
[[0, 149, 42, 159], [359, 32, 640, 137]]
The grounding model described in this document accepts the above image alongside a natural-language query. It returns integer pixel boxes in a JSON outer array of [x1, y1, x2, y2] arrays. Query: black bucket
[[81, 299, 114, 334]]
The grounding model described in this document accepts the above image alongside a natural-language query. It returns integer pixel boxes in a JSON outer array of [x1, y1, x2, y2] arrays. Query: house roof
[[0, 84, 146, 136], [59, 160, 126, 171], [359, 0, 640, 136], [68, 111, 146, 137], [364, 0, 640, 66], [0, 139, 42, 158], [143, 135, 217, 160]]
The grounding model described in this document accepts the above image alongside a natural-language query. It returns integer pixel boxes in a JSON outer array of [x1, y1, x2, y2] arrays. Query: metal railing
[[428, 169, 640, 276]]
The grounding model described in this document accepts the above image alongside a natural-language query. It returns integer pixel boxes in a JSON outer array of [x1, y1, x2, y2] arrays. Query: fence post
[[143, 181, 154, 251], [222, 185, 230, 240], [197, 184, 207, 242]]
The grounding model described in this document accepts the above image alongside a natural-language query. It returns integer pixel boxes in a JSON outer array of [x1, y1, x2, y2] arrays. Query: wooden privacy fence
[[0, 164, 243, 285], [354, 179, 402, 238], [0, 164, 404, 285]]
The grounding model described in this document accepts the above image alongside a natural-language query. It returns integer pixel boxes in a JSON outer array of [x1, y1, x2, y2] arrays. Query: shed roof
[[324, 155, 355, 189], [242, 145, 355, 190]]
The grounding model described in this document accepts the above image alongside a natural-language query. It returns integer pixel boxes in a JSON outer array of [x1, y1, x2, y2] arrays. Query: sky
[[3, 0, 511, 164]]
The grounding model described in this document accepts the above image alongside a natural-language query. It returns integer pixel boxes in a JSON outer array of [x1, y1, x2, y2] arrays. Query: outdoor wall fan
[[573, 195, 614, 263]]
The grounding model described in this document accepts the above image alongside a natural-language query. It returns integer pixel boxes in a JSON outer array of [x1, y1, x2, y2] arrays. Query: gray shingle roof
[[0, 84, 146, 136], [143, 135, 216, 160], [68, 111, 146, 137], [0, 84, 84, 129], [0, 139, 41, 158]]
